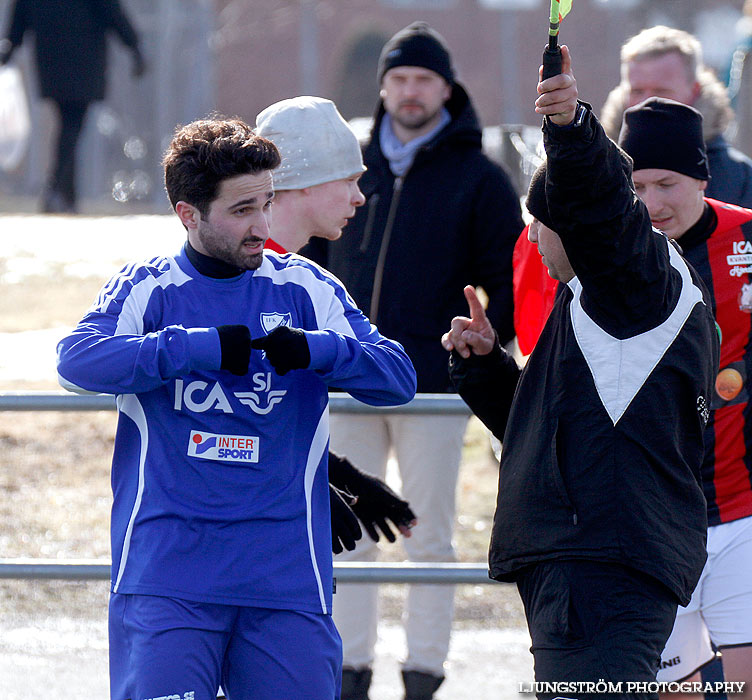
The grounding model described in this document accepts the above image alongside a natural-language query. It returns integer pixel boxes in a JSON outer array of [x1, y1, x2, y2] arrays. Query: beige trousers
[[330, 412, 468, 676]]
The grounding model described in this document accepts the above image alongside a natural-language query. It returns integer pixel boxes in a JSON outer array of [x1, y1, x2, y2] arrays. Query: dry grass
[[0, 411, 114, 560], [0, 409, 115, 620], [0, 270, 106, 332]]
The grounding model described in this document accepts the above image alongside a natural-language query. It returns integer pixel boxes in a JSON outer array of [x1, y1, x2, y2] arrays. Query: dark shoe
[[402, 669, 445, 700], [341, 667, 372, 700]]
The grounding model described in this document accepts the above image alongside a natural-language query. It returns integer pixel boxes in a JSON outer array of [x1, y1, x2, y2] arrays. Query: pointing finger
[[463, 285, 487, 323]]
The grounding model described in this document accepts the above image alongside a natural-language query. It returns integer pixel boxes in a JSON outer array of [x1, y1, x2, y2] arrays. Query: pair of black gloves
[[216, 324, 417, 553], [218, 324, 310, 376]]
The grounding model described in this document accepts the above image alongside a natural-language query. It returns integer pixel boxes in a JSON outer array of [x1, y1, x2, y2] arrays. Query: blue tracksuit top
[[56, 246, 416, 614]]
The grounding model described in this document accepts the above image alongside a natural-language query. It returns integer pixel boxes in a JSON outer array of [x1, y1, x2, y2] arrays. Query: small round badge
[[715, 367, 744, 402]]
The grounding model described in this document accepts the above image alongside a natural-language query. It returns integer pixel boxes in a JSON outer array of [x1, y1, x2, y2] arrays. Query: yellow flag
[[549, 0, 573, 34]]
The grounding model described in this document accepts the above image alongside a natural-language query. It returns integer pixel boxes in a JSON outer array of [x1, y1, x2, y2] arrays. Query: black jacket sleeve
[[448, 341, 521, 441]]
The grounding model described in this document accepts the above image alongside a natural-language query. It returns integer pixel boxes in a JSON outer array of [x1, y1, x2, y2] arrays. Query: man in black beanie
[[619, 98, 752, 697], [443, 46, 719, 695], [619, 98, 709, 240], [302, 19, 524, 700]]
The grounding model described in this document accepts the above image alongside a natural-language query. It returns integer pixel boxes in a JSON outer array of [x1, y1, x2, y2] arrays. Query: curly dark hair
[[163, 116, 281, 217]]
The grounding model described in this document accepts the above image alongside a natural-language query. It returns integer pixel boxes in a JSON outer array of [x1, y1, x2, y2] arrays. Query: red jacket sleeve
[[512, 226, 558, 355]]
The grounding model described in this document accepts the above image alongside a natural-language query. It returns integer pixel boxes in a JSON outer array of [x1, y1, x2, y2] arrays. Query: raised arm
[[535, 46, 678, 335]]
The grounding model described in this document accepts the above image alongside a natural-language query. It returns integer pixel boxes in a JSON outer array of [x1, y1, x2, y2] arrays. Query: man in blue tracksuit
[[56, 117, 417, 700]]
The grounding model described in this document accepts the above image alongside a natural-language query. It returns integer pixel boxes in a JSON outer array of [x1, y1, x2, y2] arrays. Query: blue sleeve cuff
[[186, 327, 222, 371], [305, 329, 339, 372]]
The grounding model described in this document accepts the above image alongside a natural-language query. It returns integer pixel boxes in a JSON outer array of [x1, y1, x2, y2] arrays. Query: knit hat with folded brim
[[255, 96, 365, 191], [618, 97, 709, 181], [377, 21, 455, 85]]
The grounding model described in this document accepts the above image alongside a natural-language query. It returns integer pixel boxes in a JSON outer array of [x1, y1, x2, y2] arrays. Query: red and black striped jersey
[[681, 198, 752, 525]]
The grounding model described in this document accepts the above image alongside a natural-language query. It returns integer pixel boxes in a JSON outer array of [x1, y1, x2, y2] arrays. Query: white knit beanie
[[255, 96, 365, 190]]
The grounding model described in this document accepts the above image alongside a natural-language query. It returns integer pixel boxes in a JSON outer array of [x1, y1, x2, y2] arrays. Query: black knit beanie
[[377, 22, 455, 85], [525, 162, 555, 230], [618, 98, 709, 181]]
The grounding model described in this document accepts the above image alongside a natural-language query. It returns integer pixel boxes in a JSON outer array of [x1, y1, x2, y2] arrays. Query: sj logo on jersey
[[187, 430, 259, 464]]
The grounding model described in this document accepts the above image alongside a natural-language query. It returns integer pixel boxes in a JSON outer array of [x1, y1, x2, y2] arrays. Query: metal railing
[[0, 390, 472, 415], [0, 559, 497, 584], [0, 391, 504, 585]]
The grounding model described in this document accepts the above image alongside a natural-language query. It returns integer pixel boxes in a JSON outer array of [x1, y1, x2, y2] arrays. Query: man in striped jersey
[[618, 98, 752, 696], [56, 116, 416, 700]]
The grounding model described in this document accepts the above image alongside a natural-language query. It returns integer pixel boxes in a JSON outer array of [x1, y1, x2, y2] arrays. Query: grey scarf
[[379, 108, 451, 177]]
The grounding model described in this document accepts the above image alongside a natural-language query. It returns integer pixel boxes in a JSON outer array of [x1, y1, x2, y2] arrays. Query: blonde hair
[[620, 25, 703, 84]]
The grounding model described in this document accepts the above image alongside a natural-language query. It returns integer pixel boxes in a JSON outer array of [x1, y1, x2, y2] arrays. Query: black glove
[[217, 324, 251, 376], [330, 484, 362, 554], [250, 326, 310, 375], [328, 453, 416, 543]]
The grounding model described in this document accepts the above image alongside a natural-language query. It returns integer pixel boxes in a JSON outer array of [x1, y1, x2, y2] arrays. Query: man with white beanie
[[256, 96, 368, 253], [255, 95, 419, 566]]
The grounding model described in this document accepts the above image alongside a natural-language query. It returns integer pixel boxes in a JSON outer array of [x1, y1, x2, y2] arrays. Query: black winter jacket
[[4, 0, 140, 104], [305, 82, 524, 393], [705, 134, 752, 208], [450, 105, 719, 606]]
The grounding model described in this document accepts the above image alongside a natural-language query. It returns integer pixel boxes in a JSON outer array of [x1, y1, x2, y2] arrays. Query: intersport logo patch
[[187, 430, 259, 464]]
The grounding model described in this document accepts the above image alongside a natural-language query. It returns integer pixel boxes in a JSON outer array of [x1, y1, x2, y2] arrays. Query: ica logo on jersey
[[174, 375, 287, 415], [728, 240, 752, 276]]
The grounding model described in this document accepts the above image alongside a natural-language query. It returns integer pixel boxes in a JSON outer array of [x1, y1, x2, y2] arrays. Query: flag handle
[[542, 40, 562, 80]]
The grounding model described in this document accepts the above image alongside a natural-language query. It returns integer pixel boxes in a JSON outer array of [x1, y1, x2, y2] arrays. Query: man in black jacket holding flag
[[443, 45, 719, 696]]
